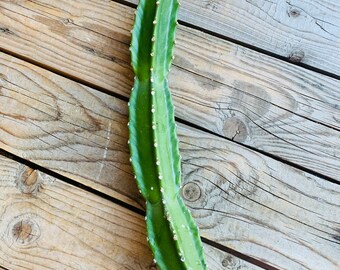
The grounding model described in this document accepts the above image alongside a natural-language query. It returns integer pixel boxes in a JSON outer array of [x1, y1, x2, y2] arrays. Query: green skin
[[128, 0, 207, 269]]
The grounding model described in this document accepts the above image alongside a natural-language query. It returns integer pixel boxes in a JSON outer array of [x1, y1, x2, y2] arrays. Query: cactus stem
[[128, 0, 206, 268]]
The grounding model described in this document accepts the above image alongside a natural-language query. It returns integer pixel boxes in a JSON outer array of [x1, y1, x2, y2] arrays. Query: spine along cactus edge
[[128, 0, 207, 269]]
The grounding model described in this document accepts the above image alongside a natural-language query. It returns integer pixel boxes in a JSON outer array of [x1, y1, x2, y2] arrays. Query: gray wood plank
[[0, 156, 254, 270], [0, 0, 339, 180], [179, 124, 340, 270], [0, 53, 339, 270], [127, 0, 340, 76]]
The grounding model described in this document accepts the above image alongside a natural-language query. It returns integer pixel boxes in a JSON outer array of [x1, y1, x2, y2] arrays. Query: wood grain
[[203, 245, 261, 270], [0, 155, 260, 270], [0, 53, 339, 269], [0, 0, 339, 179], [179, 124, 340, 270], [0, 53, 141, 209], [0, 156, 153, 270], [127, 0, 340, 76]]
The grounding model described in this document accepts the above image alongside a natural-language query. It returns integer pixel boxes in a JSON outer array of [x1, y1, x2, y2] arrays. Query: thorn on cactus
[[128, 0, 207, 268]]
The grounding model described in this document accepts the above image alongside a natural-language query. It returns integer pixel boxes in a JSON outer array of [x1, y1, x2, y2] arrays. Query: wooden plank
[[203, 245, 261, 270], [178, 124, 340, 270], [0, 0, 339, 179], [0, 54, 339, 269], [0, 53, 141, 208], [0, 156, 153, 270], [128, 0, 340, 76], [0, 155, 260, 270]]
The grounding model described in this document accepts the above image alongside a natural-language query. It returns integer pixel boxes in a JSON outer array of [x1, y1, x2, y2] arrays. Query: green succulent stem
[[128, 0, 207, 269]]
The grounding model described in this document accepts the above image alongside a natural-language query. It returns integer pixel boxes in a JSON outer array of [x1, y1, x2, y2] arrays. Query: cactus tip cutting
[[128, 0, 207, 269]]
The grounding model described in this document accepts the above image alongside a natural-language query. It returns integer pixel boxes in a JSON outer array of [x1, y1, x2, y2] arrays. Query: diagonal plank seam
[[110, 0, 340, 81], [0, 49, 338, 186], [0, 149, 273, 270]]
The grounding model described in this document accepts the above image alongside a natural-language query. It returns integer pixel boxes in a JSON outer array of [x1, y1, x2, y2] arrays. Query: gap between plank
[[0, 148, 277, 270], [202, 237, 280, 270], [178, 118, 340, 186], [0, 149, 143, 215], [0, 47, 129, 103], [0, 48, 338, 186], [112, 0, 340, 82]]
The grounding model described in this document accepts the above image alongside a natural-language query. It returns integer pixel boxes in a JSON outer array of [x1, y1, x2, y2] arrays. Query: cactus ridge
[[128, 0, 207, 269]]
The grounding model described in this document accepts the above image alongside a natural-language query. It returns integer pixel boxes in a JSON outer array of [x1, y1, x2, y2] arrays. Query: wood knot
[[0, 73, 7, 89], [205, 1, 219, 12], [16, 166, 42, 195], [223, 117, 248, 143], [0, 27, 14, 35], [181, 182, 201, 202], [221, 257, 231, 267], [288, 7, 301, 18], [221, 255, 238, 268], [61, 18, 73, 25], [11, 218, 40, 246], [288, 50, 305, 63]]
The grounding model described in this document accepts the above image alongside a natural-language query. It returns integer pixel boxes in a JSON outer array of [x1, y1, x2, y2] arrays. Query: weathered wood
[[127, 0, 340, 76], [179, 124, 340, 270], [0, 155, 260, 270], [0, 53, 339, 269], [0, 0, 339, 179], [0, 53, 141, 209], [203, 245, 261, 270], [0, 156, 153, 270]]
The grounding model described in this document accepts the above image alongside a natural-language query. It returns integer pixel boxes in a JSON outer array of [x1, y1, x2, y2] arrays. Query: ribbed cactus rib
[[128, 0, 207, 269]]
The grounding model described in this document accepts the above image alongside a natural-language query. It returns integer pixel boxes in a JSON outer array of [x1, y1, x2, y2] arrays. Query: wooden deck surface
[[0, 0, 339, 269]]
